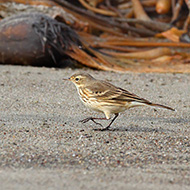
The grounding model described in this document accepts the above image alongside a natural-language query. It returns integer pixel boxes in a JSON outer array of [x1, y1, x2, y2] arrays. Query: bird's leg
[[79, 117, 108, 126], [98, 113, 119, 131]]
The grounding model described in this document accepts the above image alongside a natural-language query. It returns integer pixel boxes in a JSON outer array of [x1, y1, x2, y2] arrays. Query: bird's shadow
[[106, 126, 164, 133], [92, 117, 190, 133], [93, 125, 166, 133]]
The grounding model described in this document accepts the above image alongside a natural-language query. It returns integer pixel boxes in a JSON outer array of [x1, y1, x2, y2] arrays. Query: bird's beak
[[63, 78, 70, 81]]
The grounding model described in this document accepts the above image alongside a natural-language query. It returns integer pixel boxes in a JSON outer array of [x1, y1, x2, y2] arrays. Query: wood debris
[[0, 0, 190, 73]]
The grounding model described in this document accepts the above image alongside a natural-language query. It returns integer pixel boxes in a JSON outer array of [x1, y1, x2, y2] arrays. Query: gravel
[[0, 65, 189, 190]]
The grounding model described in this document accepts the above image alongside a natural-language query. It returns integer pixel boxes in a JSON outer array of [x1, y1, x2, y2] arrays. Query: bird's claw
[[79, 118, 91, 123], [93, 126, 110, 131], [79, 117, 103, 127]]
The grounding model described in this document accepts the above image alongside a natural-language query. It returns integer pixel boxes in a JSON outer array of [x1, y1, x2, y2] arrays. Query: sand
[[0, 65, 189, 190]]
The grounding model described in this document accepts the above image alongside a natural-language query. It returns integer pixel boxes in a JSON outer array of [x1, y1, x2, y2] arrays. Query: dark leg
[[79, 117, 108, 126], [95, 113, 119, 131]]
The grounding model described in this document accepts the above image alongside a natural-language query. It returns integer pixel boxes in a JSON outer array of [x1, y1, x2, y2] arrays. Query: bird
[[64, 73, 175, 131]]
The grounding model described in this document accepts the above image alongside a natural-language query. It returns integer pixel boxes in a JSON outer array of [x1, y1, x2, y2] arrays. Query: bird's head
[[64, 73, 95, 87]]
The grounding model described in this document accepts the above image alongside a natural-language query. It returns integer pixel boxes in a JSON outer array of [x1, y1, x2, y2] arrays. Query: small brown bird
[[64, 73, 175, 131]]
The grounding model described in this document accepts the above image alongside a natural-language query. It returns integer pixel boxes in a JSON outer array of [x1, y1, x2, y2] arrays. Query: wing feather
[[84, 81, 152, 105]]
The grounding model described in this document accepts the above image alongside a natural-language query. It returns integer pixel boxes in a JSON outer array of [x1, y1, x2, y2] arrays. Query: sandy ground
[[0, 65, 190, 190]]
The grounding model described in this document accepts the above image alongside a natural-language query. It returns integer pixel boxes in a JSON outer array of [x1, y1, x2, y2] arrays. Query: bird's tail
[[149, 103, 175, 111]]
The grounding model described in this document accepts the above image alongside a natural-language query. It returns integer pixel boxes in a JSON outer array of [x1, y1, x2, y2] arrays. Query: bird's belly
[[90, 102, 127, 114], [101, 105, 127, 114], [80, 97, 103, 112], [80, 96, 129, 114]]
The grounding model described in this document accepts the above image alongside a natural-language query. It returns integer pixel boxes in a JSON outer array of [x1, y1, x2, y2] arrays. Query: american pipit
[[64, 73, 175, 131]]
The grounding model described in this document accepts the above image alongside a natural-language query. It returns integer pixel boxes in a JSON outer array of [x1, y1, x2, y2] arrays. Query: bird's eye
[[75, 77, 79, 81]]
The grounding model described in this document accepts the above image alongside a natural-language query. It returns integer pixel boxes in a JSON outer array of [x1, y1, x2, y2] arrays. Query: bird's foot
[[79, 117, 103, 126], [94, 126, 110, 131], [79, 117, 91, 123]]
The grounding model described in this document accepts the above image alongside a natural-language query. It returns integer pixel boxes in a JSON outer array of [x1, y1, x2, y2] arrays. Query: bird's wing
[[85, 81, 152, 105], [81, 80, 175, 111]]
